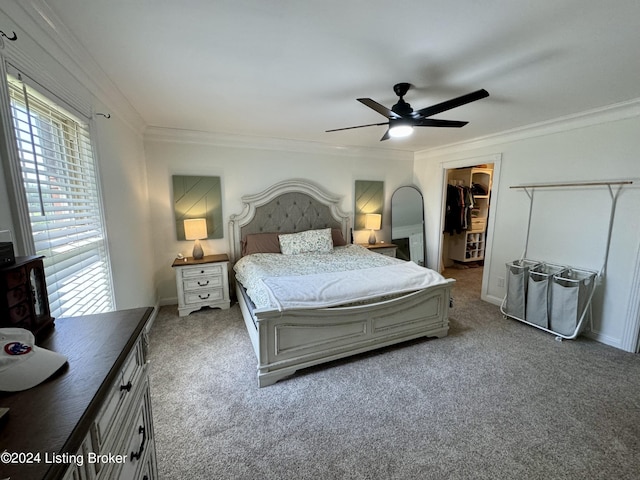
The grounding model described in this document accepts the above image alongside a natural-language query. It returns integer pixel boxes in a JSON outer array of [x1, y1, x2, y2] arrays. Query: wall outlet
[[497, 276, 505, 288]]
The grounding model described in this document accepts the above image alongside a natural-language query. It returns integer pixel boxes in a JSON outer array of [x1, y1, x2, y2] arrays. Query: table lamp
[[184, 218, 207, 259], [365, 213, 381, 245]]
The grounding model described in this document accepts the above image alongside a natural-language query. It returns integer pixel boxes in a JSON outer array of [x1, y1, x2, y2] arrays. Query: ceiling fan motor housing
[[392, 99, 413, 116], [392, 83, 414, 116]]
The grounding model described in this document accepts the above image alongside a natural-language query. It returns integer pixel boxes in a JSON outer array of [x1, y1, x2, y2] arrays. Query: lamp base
[[368, 230, 377, 245], [192, 239, 204, 260]]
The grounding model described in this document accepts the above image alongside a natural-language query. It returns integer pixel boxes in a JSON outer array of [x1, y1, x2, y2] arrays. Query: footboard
[[249, 279, 454, 387]]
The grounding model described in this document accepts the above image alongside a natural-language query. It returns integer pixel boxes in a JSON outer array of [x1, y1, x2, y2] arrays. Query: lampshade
[[364, 214, 381, 231], [184, 218, 207, 259], [184, 218, 208, 240], [365, 213, 381, 245]]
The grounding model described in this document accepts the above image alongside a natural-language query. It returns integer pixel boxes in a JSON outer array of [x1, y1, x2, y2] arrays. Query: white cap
[[0, 328, 68, 392]]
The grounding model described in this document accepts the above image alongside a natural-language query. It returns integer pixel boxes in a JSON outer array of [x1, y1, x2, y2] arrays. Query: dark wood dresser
[[0, 307, 157, 480]]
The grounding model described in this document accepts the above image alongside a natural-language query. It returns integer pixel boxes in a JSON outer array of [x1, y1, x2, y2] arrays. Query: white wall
[[143, 129, 415, 303], [415, 106, 640, 350], [94, 116, 155, 309]]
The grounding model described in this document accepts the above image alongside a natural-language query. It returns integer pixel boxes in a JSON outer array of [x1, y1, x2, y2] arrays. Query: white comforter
[[234, 244, 448, 312]]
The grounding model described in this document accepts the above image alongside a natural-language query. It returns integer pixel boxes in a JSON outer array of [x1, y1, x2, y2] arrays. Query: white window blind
[[6, 70, 114, 318]]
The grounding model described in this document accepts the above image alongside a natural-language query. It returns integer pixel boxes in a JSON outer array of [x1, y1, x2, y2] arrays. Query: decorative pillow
[[242, 233, 282, 256], [331, 228, 347, 247], [279, 228, 333, 255]]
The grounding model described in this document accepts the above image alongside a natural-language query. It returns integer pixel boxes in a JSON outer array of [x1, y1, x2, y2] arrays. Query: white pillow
[[279, 228, 333, 255]]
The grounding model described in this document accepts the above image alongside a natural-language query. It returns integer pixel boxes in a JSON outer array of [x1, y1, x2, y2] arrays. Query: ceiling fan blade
[[357, 98, 402, 119], [325, 122, 389, 133], [415, 119, 469, 128], [380, 129, 391, 141], [414, 89, 489, 118]]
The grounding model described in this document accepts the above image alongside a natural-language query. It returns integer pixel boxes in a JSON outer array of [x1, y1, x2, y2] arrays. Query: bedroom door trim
[[436, 153, 502, 305], [621, 238, 640, 353]]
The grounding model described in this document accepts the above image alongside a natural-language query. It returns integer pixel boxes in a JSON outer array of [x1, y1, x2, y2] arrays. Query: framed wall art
[[173, 175, 223, 240], [354, 180, 384, 230]]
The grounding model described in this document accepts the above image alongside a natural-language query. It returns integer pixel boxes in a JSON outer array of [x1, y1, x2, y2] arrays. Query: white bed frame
[[229, 179, 455, 387]]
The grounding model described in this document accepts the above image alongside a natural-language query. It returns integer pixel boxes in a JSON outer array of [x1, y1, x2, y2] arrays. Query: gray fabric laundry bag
[[526, 263, 567, 328], [549, 268, 597, 336], [505, 259, 539, 320]]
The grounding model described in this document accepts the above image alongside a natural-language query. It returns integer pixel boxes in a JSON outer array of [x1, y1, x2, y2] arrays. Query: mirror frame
[[391, 185, 426, 266]]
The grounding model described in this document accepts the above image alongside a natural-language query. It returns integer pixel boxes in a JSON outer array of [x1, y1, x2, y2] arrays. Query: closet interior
[[442, 164, 494, 273]]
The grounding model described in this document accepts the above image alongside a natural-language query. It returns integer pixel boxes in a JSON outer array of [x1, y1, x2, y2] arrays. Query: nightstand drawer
[[184, 288, 224, 305], [181, 264, 223, 278], [183, 275, 223, 291], [374, 247, 396, 257]]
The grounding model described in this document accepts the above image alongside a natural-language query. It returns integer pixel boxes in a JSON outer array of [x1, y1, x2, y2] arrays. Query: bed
[[228, 179, 455, 387]]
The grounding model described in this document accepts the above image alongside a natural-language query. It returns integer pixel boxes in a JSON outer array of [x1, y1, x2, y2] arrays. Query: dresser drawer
[[8, 301, 30, 324], [184, 288, 224, 305], [93, 339, 144, 452], [5, 266, 26, 289], [181, 264, 223, 279], [183, 275, 223, 291], [6, 284, 28, 307], [110, 384, 155, 480]]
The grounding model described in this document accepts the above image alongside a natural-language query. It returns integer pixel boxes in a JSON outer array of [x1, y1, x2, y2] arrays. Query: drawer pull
[[130, 425, 146, 461], [197, 280, 210, 287], [120, 381, 132, 392], [198, 293, 210, 300], [200, 270, 205, 274]]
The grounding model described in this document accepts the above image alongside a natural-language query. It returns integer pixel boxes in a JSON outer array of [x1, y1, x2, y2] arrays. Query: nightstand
[[171, 254, 230, 316], [360, 243, 398, 258]]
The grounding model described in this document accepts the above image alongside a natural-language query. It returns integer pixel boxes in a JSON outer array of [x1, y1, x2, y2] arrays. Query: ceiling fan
[[326, 83, 489, 141]]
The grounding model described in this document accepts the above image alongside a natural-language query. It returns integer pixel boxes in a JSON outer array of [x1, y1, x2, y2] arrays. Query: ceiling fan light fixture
[[388, 124, 413, 138]]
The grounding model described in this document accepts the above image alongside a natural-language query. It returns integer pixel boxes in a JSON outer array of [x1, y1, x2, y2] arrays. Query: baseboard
[[482, 293, 503, 306], [584, 329, 622, 350], [159, 296, 178, 307]]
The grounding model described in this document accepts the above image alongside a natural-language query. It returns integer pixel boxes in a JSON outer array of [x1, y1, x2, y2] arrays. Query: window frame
[[0, 59, 115, 318]]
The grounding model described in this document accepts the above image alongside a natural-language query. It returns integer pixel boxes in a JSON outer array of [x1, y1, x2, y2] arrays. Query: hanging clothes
[[444, 184, 475, 235]]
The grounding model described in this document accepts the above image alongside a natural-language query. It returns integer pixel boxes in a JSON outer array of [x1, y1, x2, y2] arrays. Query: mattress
[[234, 244, 447, 312]]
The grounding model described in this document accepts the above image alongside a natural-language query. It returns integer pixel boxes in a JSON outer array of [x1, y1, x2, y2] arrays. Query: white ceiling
[[42, 0, 640, 152]]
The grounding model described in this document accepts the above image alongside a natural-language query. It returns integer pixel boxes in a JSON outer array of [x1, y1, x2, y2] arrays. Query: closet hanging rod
[[510, 180, 632, 189]]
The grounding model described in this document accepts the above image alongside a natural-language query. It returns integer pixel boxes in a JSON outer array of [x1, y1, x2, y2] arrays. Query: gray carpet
[[148, 267, 640, 479]]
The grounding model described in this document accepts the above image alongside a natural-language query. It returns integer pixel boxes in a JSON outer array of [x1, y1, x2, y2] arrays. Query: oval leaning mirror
[[391, 186, 425, 266]]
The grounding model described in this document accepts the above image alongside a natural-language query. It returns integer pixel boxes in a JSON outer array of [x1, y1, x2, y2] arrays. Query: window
[[5, 69, 113, 318]]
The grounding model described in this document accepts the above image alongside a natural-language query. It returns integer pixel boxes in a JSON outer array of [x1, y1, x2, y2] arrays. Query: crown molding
[[417, 97, 640, 159], [4, 0, 146, 134], [144, 126, 414, 161]]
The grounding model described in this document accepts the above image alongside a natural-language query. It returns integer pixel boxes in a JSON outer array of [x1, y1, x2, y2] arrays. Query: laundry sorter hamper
[[503, 179, 631, 339], [525, 263, 567, 329], [503, 259, 540, 320], [549, 268, 598, 337]]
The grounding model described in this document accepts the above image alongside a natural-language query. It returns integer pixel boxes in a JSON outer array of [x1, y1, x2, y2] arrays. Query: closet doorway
[[438, 154, 501, 303]]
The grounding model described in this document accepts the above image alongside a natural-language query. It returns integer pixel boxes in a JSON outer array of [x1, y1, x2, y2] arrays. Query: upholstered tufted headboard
[[228, 179, 350, 262]]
